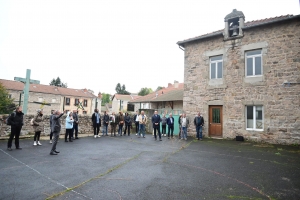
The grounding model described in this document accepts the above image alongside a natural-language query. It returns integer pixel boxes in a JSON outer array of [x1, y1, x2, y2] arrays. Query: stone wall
[[183, 18, 300, 144]]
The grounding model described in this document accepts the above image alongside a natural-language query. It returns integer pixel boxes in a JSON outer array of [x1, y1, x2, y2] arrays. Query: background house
[[177, 10, 300, 144], [111, 94, 140, 113], [0, 79, 100, 115]]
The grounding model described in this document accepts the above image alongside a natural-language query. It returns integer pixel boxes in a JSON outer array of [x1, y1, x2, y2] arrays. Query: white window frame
[[210, 55, 223, 80], [246, 105, 264, 131], [245, 49, 262, 77]]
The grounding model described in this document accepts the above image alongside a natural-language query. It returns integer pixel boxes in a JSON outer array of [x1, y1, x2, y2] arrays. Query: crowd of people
[[5, 107, 205, 155]]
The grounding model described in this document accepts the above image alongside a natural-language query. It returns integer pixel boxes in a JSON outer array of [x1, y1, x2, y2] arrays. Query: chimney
[[174, 80, 179, 88], [83, 88, 88, 92], [168, 83, 172, 88], [98, 92, 102, 99]]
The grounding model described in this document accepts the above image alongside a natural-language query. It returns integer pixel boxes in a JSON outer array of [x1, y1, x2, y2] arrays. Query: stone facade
[[180, 16, 300, 144]]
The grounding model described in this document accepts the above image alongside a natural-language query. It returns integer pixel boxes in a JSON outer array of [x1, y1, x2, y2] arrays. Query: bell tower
[[224, 9, 245, 40]]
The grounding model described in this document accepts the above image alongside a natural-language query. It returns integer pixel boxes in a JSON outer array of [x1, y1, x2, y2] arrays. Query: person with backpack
[[32, 109, 44, 146], [194, 112, 205, 140], [7, 106, 24, 151]]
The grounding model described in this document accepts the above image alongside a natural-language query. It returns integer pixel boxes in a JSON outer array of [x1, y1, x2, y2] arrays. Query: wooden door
[[209, 106, 223, 137]]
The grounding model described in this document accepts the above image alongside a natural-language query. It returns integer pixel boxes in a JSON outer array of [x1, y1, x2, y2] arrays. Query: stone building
[[177, 10, 300, 144], [111, 94, 140, 113], [0, 79, 101, 115]]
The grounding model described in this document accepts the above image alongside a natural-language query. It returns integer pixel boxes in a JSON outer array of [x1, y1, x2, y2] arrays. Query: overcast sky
[[0, 0, 299, 95]]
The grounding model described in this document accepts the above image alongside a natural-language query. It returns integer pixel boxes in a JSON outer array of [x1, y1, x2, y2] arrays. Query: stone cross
[[14, 69, 40, 114]]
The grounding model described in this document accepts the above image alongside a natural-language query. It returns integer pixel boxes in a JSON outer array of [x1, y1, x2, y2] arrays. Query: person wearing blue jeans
[[102, 111, 109, 136], [194, 112, 204, 140], [181, 113, 189, 140]]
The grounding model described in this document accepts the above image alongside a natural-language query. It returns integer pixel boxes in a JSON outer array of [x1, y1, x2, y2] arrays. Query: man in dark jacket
[[194, 112, 204, 140], [50, 110, 64, 155], [133, 111, 139, 135], [72, 110, 79, 139], [7, 106, 24, 151], [91, 109, 101, 138], [166, 113, 175, 139], [152, 110, 162, 141], [102, 111, 109, 136]]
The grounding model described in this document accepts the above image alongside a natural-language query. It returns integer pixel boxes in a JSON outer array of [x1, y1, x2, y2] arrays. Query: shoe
[[168, 137, 170, 139], [7, 147, 12, 151], [65, 140, 68, 142], [50, 152, 57, 155], [138, 136, 140, 138], [97, 135, 101, 138], [69, 140, 73, 142], [49, 140, 52, 144], [94, 135, 97, 138], [181, 138, 183, 140], [200, 138, 203, 141], [16, 147, 22, 150], [155, 138, 157, 140], [33, 141, 37, 146], [143, 136, 145, 138], [54, 150, 60, 153], [37, 141, 42, 146], [197, 138, 200, 140], [105, 134, 108, 136], [159, 139, 162, 141], [136, 133, 138, 135], [75, 137, 79, 139]]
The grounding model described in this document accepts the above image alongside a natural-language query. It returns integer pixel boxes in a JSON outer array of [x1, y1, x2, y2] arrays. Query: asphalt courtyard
[[0, 134, 300, 200]]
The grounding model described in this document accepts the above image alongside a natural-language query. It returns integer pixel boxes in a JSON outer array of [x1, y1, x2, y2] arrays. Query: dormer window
[[224, 9, 245, 40]]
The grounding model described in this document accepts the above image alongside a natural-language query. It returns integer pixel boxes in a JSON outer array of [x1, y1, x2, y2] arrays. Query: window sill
[[244, 76, 265, 86], [246, 129, 264, 132]]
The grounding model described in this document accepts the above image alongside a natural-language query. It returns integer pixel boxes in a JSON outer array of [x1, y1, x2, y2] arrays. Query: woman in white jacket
[[65, 111, 74, 142]]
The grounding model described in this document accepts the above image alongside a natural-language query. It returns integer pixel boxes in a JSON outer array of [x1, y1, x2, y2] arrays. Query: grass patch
[[275, 152, 281, 155]]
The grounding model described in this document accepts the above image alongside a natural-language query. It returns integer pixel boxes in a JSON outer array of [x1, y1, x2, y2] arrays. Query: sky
[[0, 0, 299, 95]]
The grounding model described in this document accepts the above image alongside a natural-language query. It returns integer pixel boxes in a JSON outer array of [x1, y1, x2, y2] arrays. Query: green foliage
[[0, 83, 15, 114], [49, 77, 68, 88], [115, 83, 130, 94], [155, 86, 163, 91], [101, 93, 111, 106], [138, 87, 153, 96]]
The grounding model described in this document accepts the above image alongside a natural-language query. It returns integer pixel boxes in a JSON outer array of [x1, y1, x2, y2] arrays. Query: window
[[38, 97, 43, 102], [52, 98, 56, 103], [8, 94, 12, 99], [83, 99, 87, 107], [66, 98, 70, 105], [210, 55, 223, 79], [246, 105, 263, 130], [83, 111, 87, 114], [75, 99, 79, 106], [246, 50, 262, 76]]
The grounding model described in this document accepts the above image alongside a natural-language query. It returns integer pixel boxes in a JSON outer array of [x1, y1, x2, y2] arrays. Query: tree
[[0, 83, 16, 114], [138, 87, 153, 96], [49, 77, 68, 88], [156, 86, 163, 91], [101, 93, 111, 106], [115, 83, 130, 94]]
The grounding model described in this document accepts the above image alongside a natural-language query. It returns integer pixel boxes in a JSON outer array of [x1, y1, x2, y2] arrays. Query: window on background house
[[75, 99, 79, 106], [246, 49, 262, 77], [52, 98, 56, 103], [83, 99, 87, 107], [246, 105, 263, 130], [210, 55, 223, 79], [83, 111, 87, 114], [8, 94, 12, 99], [66, 98, 70, 105]]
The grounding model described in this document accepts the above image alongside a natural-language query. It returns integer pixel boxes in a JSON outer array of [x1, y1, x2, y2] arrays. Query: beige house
[[177, 10, 300, 144], [0, 79, 101, 115], [111, 94, 140, 113]]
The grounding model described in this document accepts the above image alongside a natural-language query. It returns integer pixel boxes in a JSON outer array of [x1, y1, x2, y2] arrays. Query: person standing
[[91, 109, 101, 138], [152, 111, 162, 141], [72, 110, 79, 139], [117, 111, 124, 136], [180, 113, 189, 140], [7, 106, 24, 151], [166, 113, 175, 139], [102, 111, 109, 136], [65, 111, 74, 142], [110, 112, 117, 137], [33, 109, 44, 146], [161, 114, 167, 137], [178, 114, 182, 139], [49, 110, 54, 144], [123, 112, 132, 136], [194, 112, 204, 140], [134, 111, 139, 136], [138, 111, 147, 138], [50, 110, 64, 155]]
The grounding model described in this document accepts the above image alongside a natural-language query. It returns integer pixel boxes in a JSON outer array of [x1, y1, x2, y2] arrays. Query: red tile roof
[[177, 14, 300, 46], [0, 79, 96, 98], [130, 83, 184, 103]]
